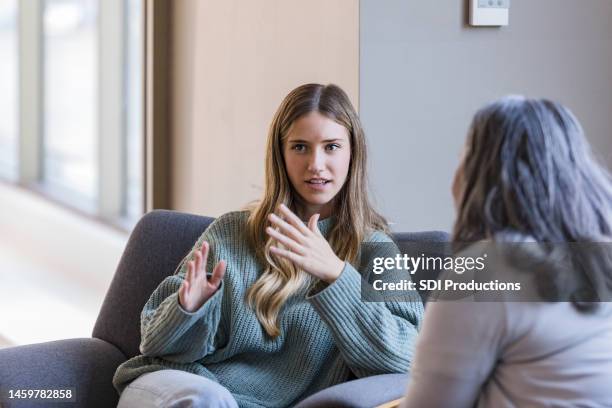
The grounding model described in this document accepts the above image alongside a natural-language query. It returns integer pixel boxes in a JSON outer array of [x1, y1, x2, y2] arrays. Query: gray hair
[[453, 96, 612, 309]]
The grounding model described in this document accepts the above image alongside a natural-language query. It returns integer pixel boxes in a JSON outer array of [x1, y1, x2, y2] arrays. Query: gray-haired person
[[401, 96, 612, 407]]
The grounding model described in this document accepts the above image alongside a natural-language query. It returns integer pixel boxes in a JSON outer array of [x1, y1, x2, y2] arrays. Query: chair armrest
[[294, 373, 408, 408], [0, 338, 126, 408]]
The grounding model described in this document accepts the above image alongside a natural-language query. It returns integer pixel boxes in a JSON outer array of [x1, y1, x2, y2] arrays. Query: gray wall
[[361, 0, 612, 233]]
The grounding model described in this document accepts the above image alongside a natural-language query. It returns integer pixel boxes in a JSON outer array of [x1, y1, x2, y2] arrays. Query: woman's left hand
[[266, 204, 345, 284]]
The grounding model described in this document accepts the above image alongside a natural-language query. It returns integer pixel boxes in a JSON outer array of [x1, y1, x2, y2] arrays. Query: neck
[[298, 202, 334, 221]]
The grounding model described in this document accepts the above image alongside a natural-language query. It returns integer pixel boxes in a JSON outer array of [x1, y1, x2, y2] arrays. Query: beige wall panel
[[171, 0, 359, 215]]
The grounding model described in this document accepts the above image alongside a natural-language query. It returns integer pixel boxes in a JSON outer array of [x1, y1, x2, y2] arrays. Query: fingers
[[192, 241, 210, 282], [180, 277, 190, 297], [187, 256, 205, 287], [186, 260, 195, 282], [200, 241, 210, 272], [181, 261, 195, 300], [268, 213, 304, 242], [178, 278, 189, 310], [277, 204, 311, 235], [266, 226, 304, 254], [308, 213, 320, 233], [270, 245, 302, 264], [209, 260, 226, 288], [193, 251, 201, 278]]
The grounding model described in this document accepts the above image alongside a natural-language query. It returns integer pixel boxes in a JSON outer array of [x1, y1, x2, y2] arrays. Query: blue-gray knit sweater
[[113, 211, 423, 407]]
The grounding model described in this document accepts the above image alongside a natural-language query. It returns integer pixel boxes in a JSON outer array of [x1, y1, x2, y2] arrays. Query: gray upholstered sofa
[[0, 210, 448, 408]]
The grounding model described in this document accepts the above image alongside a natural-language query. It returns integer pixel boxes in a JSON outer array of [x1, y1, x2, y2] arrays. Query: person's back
[[481, 302, 612, 406], [407, 297, 612, 407], [402, 96, 612, 407]]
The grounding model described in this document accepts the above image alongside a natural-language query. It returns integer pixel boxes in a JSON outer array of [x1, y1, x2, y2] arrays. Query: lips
[[305, 178, 331, 185]]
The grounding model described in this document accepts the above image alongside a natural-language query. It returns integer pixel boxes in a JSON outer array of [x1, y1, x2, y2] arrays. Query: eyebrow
[[287, 138, 344, 143]]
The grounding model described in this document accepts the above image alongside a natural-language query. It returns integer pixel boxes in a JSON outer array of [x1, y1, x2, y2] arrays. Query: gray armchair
[[0, 210, 448, 408]]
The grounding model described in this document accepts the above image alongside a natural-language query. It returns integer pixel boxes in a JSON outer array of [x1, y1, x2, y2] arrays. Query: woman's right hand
[[178, 241, 227, 313]]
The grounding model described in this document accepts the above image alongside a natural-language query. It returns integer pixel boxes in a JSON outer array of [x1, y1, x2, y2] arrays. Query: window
[[0, 0, 18, 180], [43, 0, 98, 208], [2, 0, 144, 228]]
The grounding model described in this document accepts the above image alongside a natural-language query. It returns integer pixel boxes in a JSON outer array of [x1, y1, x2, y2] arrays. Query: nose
[[307, 148, 325, 174]]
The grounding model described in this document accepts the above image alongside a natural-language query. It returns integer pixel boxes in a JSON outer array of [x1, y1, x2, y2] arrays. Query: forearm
[[309, 263, 423, 376]]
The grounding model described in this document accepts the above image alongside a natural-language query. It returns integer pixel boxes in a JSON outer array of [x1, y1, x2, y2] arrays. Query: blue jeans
[[117, 369, 239, 408]]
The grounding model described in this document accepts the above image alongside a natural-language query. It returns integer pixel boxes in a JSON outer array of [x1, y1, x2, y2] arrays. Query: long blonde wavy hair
[[246, 83, 388, 337]]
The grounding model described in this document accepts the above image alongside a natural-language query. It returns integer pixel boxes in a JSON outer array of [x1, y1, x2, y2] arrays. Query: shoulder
[[364, 229, 395, 244], [204, 210, 250, 235], [175, 211, 252, 276], [359, 229, 398, 264], [195, 210, 251, 250]]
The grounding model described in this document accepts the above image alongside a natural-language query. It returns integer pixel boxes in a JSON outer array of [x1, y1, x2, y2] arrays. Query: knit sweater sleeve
[[138, 218, 228, 363], [307, 232, 424, 377]]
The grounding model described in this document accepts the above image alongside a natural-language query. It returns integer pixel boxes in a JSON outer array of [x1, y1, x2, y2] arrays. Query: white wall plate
[[470, 0, 510, 26]]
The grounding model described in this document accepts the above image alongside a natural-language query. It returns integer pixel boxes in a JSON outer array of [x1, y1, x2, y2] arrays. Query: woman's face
[[283, 111, 351, 219]]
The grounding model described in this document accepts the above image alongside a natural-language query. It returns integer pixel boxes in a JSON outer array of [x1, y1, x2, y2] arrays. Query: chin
[[304, 195, 333, 206], [299, 191, 336, 207], [313, 199, 334, 207]]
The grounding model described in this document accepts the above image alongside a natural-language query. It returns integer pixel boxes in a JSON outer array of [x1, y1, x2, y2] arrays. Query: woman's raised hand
[[266, 204, 345, 284], [178, 241, 226, 313]]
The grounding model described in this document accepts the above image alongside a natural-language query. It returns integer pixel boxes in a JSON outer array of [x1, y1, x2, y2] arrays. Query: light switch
[[470, 0, 510, 26]]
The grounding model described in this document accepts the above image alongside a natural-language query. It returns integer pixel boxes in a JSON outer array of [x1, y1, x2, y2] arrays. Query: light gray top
[[402, 298, 612, 407]]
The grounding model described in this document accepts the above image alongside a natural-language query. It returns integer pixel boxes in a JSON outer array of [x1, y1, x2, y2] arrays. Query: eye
[[291, 143, 307, 152], [326, 143, 341, 151]]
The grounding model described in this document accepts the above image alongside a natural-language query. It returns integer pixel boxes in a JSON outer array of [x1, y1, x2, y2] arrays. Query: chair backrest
[[93, 210, 449, 359], [93, 210, 214, 358], [394, 232, 451, 301]]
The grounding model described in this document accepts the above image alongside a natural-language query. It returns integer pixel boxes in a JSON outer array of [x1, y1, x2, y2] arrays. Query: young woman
[[114, 84, 423, 408], [401, 96, 612, 407]]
